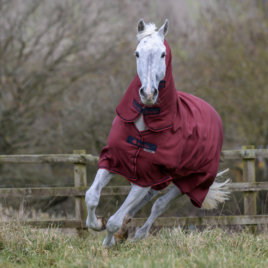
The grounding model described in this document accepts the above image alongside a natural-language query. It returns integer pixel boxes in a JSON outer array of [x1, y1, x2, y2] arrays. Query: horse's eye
[[135, 51, 139, 58], [161, 52, 166, 58]]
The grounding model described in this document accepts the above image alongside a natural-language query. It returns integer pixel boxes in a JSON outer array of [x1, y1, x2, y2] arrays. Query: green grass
[[0, 222, 268, 268]]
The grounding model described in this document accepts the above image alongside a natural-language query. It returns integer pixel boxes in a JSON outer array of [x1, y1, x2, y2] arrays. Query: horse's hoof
[[133, 229, 148, 241], [97, 216, 107, 231], [114, 215, 131, 243], [102, 236, 115, 248], [114, 227, 129, 243]]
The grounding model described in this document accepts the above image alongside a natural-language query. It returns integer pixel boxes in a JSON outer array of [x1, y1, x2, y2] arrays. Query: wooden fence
[[0, 146, 268, 230]]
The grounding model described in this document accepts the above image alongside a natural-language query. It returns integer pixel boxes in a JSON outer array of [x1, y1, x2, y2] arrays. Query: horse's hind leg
[[103, 184, 150, 247], [133, 185, 183, 240], [128, 188, 159, 218], [85, 169, 115, 231], [114, 188, 159, 242]]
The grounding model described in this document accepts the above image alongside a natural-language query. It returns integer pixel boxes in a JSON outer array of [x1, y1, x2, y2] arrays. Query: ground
[[0, 222, 267, 268]]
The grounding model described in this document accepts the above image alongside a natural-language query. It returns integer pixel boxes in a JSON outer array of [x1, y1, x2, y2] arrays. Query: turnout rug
[[98, 40, 223, 208]]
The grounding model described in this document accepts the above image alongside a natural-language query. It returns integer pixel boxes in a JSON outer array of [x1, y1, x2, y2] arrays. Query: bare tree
[[0, 0, 129, 155], [171, 1, 268, 148]]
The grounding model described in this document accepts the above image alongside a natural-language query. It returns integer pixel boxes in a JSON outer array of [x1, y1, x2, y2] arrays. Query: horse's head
[[135, 19, 169, 105]]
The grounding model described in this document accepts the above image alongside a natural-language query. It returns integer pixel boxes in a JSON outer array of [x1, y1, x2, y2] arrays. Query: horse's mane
[[137, 23, 157, 41]]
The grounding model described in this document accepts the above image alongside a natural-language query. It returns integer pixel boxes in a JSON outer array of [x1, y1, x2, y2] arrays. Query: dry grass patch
[[0, 222, 268, 267]]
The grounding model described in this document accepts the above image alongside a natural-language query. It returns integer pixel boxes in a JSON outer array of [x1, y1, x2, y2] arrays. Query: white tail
[[202, 169, 230, 210]]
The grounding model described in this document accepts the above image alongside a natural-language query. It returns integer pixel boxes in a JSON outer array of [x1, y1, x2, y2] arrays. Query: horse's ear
[[158, 19, 169, 39], [137, 19, 145, 33]]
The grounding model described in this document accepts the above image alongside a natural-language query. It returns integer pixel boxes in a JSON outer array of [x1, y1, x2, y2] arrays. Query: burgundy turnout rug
[[98, 40, 223, 208]]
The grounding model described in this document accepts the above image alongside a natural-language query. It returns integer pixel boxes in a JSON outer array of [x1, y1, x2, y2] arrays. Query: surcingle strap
[[133, 100, 161, 115]]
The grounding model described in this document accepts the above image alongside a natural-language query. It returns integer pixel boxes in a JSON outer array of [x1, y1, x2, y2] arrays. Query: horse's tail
[[202, 169, 230, 210]]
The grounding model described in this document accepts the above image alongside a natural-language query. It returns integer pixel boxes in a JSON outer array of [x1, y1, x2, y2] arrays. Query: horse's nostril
[[140, 88, 145, 97], [153, 88, 158, 97]]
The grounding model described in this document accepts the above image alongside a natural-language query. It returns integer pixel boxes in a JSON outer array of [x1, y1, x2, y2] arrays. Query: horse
[[85, 19, 230, 248]]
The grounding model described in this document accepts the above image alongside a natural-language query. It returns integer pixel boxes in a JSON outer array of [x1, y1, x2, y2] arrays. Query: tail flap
[[202, 169, 230, 210]]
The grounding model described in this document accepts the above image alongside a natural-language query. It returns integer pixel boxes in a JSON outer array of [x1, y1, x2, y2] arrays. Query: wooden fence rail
[[0, 148, 267, 164], [0, 146, 268, 230], [0, 182, 268, 198], [1, 215, 268, 229]]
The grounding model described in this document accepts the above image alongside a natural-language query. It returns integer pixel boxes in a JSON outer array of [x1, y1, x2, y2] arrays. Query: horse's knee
[[85, 188, 99, 208], [106, 216, 121, 233]]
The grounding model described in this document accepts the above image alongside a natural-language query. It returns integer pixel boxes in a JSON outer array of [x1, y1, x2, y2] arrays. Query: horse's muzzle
[[140, 87, 158, 105]]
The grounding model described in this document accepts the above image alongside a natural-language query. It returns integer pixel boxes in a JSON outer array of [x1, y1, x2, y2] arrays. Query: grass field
[[0, 222, 267, 268]]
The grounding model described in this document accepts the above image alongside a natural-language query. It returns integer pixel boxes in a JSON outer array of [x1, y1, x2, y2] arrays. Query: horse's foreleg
[[85, 169, 115, 231], [114, 188, 158, 242], [133, 185, 183, 240], [103, 184, 150, 247]]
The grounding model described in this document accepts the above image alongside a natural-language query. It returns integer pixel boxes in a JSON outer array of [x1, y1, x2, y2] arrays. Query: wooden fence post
[[73, 150, 87, 234], [242, 145, 257, 234]]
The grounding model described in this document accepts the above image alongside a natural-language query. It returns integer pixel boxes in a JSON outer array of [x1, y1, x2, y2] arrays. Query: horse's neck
[[134, 115, 147, 131]]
